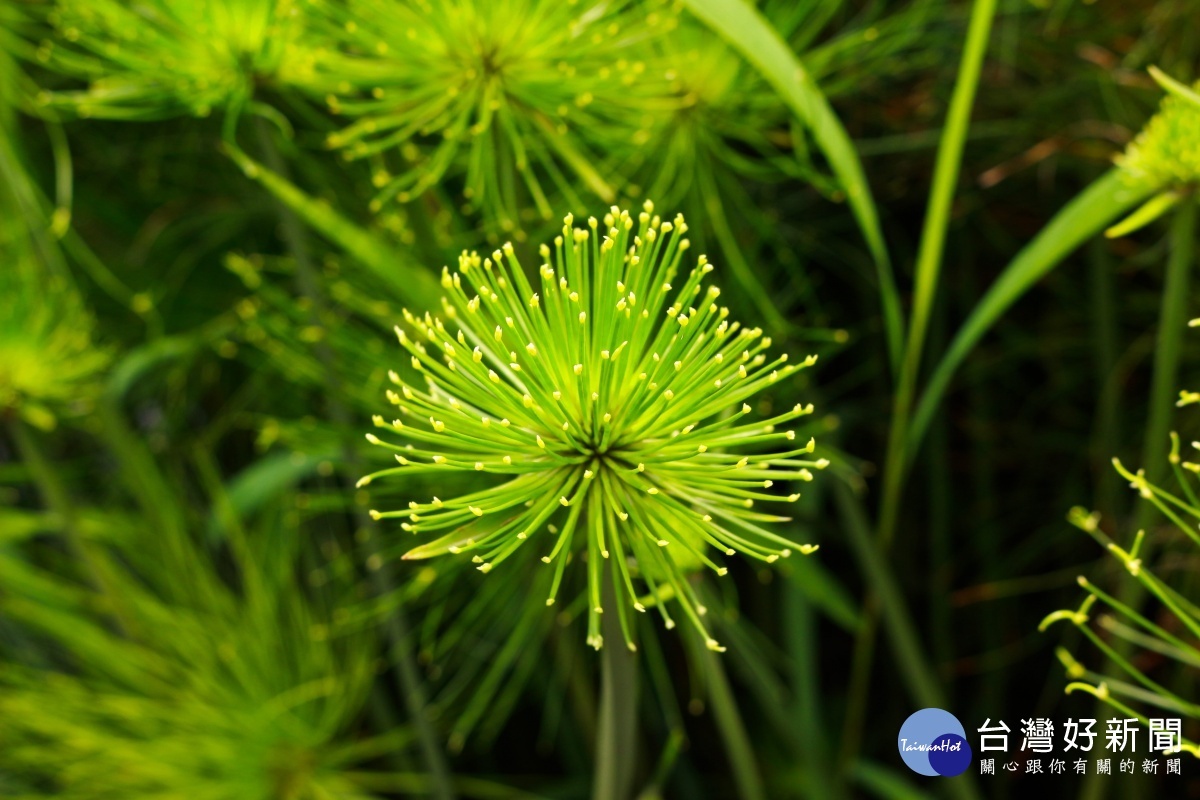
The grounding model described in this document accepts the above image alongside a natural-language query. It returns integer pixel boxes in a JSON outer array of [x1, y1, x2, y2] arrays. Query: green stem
[[1082, 197, 1196, 800], [682, 0, 904, 374], [705, 646, 766, 800], [833, 482, 982, 800], [784, 579, 843, 800], [928, 287, 953, 683], [1076, 623, 1200, 715], [907, 171, 1154, 456], [1089, 238, 1124, 519], [1082, 579, 1200, 661], [1137, 197, 1196, 529], [878, 0, 999, 545], [593, 573, 639, 800], [844, 0, 997, 761], [835, 485, 942, 704], [253, 119, 456, 800], [839, 595, 879, 769]]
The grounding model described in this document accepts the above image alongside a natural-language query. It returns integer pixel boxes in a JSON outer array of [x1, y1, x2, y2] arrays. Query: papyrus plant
[[0, 138, 106, 430], [0, 505, 409, 799], [1105, 69, 1200, 238], [23, 0, 314, 119], [310, 0, 678, 230], [360, 202, 824, 652], [1042, 316, 1200, 758], [0, 248, 107, 430]]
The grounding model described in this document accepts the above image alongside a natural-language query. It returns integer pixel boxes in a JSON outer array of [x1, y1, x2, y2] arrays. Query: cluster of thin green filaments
[[29, 0, 311, 119], [1041, 433, 1200, 757], [312, 0, 676, 228], [360, 202, 823, 651], [1117, 79, 1200, 192]]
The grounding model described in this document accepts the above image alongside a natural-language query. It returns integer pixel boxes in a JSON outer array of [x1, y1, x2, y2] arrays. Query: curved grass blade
[[1105, 189, 1181, 239], [908, 169, 1155, 455], [682, 0, 903, 372]]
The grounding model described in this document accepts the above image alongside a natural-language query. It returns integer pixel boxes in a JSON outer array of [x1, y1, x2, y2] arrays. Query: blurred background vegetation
[[1, 0, 1199, 798]]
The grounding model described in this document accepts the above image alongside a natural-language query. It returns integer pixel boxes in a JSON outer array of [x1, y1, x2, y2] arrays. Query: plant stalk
[[1138, 197, 1196, 529], [1081, 197, 1197, 800], [784, 579, 843, 800], [843, 0, 997, 760], [705, 645, 766, 800], [833, 482, 981, 800], [593, 573, 639, 800]]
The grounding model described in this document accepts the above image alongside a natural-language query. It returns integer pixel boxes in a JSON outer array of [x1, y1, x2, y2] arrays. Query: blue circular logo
[[898, 708, 972, 777]]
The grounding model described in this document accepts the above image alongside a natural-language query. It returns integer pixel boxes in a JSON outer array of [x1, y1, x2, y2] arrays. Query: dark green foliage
[[3, 1, 1200, 798]]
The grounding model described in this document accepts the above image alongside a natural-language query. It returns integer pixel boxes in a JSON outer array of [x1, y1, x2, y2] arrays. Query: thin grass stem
[[844, 0, 997, 764]]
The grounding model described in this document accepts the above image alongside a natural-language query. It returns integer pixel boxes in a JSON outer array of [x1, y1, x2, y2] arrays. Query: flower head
[[28, 0, 313, 118], [632, 21, 781, 208], [0, 271, 106, 427], [0, 215, 107, 429], [310, 0, 677, 230], [1117, 80, 1200, 191], [361, 201, 824, 651]]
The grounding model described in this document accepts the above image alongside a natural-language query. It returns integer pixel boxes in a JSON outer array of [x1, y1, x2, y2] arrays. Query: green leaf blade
[[681, 0, 903, 372], [909, 169, 1156, 453]]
